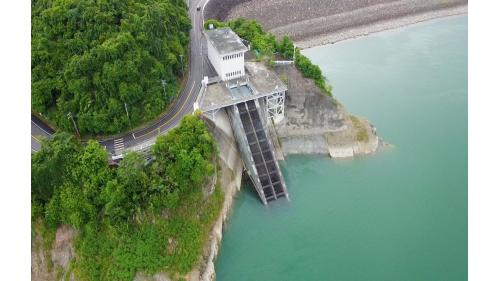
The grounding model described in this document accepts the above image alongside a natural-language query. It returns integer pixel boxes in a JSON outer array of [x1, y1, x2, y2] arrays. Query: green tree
[[102, 179, 129, 222], [32, 0, 191, 135], [31, 132, 81, 204], [279, 36, 294, 59], [152, 115, 216, 192], [58, 183, 97, 229]]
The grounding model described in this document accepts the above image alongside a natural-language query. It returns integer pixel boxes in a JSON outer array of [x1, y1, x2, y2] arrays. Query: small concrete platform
[[198, 62, 287, 112]]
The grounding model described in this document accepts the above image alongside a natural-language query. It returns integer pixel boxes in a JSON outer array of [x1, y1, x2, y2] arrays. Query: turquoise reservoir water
[[215, 16, 467, 281]]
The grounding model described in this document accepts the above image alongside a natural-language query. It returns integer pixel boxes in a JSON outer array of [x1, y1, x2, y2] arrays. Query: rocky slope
[[32, 224, 77, 281], [272, 64, 382, 157], [205, 0, 467, 47]]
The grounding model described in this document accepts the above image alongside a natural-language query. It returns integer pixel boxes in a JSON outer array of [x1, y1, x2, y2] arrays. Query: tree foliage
[[294, 49, 332, 94], [32, 115, 221, 280], [31, 132, 82, 204], [278, 36, 294, 60], [32, 0, 191, 135], [152, 114, 216, 192]]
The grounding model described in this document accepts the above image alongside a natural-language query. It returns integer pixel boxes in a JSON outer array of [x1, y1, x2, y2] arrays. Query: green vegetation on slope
[[204, 18, 332, 95], [31, 0, 191, 135], [32, 115, 223, 280]]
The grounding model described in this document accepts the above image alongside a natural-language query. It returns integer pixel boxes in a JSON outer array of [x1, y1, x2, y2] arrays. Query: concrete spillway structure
[[195, 61, 288, 204], [227, 100, 288, 204], [197, 27, 288, 204]]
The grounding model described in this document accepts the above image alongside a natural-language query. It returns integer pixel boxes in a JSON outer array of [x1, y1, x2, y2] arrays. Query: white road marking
[[31, 120, 52, 136], [114, 138, 125, 151], [189, 83, 195, 95]]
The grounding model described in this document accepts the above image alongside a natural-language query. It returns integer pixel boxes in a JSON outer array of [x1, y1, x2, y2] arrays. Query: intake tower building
[[196, 27, 288, 204]]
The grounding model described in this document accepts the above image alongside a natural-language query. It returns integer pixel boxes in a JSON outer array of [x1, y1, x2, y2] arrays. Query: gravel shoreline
[[205, 0, 467, 48], [289, 5, 467, 48]]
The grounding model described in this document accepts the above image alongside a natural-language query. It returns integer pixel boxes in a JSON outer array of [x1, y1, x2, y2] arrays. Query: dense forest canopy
[[32, 115, 221, 280], [32, 0, 191, 135]]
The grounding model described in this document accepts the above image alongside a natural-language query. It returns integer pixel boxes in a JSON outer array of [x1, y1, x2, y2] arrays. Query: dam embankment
[[204, 0, 467, 48]]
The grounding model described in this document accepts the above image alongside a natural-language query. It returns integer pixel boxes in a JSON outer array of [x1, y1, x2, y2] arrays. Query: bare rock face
[[272, 64, 381, 157], [51, 225, 77, 270], [187, 113, 243, 281], [134, 273, 172, 281], [32, 234, 53, 281], [32, 224, 77, 281], [274, 65, 347, 137]]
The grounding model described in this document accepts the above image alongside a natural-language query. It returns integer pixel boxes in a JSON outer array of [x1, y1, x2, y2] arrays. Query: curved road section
[[31, 0, 211, 157]]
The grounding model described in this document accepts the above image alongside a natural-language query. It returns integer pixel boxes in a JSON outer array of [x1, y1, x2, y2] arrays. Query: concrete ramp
[[228, 100, 288, 204]]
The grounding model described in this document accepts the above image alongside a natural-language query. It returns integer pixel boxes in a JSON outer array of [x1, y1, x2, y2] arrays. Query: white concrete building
[[205, 27, 248, 81]]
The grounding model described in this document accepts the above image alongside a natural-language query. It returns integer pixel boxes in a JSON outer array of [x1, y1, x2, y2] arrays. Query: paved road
[[31, 113, 55, 152], [31, 0, 211, 156]]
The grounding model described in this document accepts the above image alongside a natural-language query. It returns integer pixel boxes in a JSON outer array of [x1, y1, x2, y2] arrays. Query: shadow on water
[[240, 173, 263, 204]]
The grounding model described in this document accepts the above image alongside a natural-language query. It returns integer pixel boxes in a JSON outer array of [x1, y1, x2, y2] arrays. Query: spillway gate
[[195, 62, 289, 205], [230, 100, 288, 204]]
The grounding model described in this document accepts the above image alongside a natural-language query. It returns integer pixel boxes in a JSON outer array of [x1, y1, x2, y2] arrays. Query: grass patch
[[350, 115, 369, 143]]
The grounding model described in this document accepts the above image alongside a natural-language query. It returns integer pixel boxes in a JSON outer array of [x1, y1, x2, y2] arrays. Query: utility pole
[[67, 112, 80, 137], [124, 102, 129, 119], [180, 54, 184, 75], [160, 79, 167, 99]]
